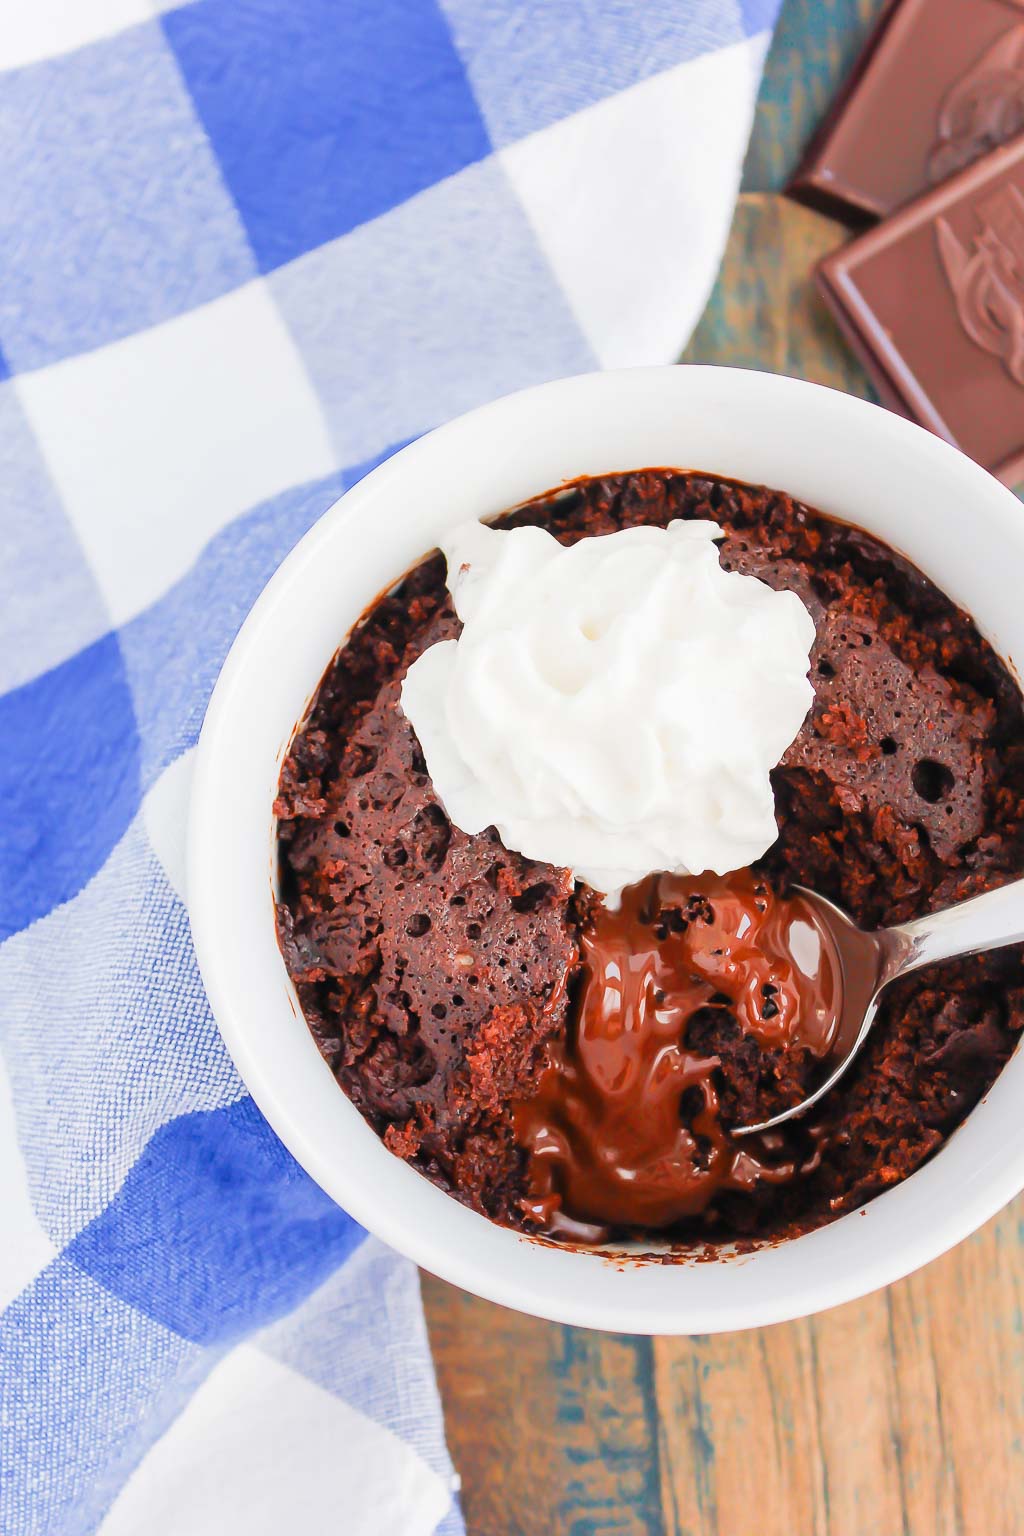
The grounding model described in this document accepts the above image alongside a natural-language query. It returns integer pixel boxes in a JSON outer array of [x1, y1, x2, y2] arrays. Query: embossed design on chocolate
[[928, 25, 1024, 184], [935, 184, 1024, 386]]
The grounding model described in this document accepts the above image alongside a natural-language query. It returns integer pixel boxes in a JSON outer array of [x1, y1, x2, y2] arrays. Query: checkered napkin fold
[[0, 2, 778, 1531]]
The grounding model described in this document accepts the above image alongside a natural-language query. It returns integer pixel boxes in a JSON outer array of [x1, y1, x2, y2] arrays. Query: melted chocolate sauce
[[514, 870, 841, 1236]]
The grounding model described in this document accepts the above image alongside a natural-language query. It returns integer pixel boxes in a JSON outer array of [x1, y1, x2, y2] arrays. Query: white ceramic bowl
[[188, 365, 1024, 1334]]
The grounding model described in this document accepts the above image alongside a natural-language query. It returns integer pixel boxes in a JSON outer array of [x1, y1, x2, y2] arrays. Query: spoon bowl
[[738, 876, 1024, 1135]]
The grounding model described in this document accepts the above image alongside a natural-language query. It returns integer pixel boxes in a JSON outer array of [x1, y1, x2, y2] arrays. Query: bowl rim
[[188, 364, 1024, 1334]]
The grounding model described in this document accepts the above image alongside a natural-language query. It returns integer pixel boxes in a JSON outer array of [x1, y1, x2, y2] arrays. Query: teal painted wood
[[742, 0, 889, 193], [680, 194, 880, 401], [551, 1330, 663, 1536]]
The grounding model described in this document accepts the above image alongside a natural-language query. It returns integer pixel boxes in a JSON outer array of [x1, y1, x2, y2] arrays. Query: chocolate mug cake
[[274, 470, 1024, 1247]]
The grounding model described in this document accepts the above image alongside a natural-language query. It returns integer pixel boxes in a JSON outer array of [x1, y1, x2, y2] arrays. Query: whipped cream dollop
[[400, 517, 815, 903]]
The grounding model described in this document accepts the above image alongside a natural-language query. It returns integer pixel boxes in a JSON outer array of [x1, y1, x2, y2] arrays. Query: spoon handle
[[885, 875, 1024, 982]]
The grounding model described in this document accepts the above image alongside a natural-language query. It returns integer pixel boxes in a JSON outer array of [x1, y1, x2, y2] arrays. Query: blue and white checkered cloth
[[0, 2, 779, 1530]]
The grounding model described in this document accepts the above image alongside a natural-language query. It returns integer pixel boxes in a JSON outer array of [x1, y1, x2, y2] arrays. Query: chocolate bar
[[790, 0, 1024, 224], [817, 135, 1024, 484]]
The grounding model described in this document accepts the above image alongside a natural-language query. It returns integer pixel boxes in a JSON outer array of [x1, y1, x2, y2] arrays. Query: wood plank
[[422, 1274, 663, 1536], [426, 1197, 1024, 1536], [652, 1197, 1024, 1536], [804, 1296, 907, 1534], [681, 193, 875, 400], [652, 1312, 827, 1535], [891, 1202, 1024, 1535]]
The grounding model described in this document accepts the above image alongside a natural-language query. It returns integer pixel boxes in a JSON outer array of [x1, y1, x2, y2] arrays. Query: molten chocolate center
[[514, 869, 841, 1237]]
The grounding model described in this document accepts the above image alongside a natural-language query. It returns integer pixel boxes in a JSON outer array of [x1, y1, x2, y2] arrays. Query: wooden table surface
[[422, 4, 1024, 1530]]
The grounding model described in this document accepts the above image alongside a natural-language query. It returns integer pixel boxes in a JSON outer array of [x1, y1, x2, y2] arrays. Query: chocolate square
[[790, 0, 1024, 224], [818, 136, 1024, 484]]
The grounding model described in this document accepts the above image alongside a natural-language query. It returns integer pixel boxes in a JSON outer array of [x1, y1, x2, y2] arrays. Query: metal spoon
[[737, 876, 1024, 1135]]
